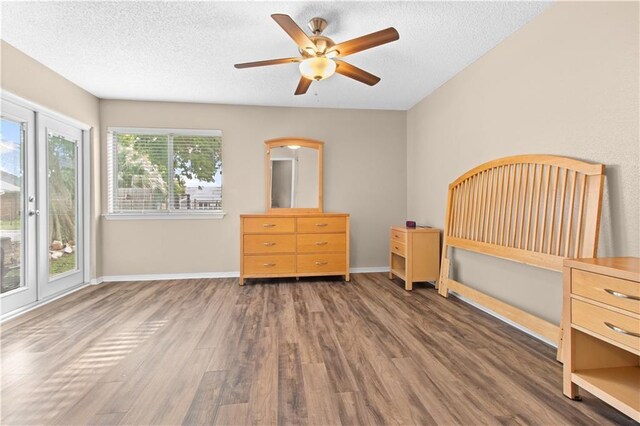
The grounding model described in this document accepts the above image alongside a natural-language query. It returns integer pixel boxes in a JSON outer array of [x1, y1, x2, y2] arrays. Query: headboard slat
[[488, 169, 498, 244], [555, 168, 569, 256], [564, 171, 578, 257], [574, 175, 587, 258], [547, 167, 560, 254], [540, 167, 550, 252]]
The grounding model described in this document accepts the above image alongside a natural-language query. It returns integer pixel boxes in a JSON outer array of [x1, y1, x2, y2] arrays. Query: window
[[107, 128, 223, 217]]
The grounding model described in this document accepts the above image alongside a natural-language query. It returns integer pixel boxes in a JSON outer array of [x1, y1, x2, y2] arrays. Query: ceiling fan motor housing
[[308, 17, 328, 34]]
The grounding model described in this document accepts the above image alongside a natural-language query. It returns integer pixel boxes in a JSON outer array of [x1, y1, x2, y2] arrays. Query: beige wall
[[407, 2, 639, 324], [1, 41, 102, 279], [100, 100, 406, 276]]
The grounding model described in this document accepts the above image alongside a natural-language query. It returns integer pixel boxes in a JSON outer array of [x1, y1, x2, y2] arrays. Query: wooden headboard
[[438, 155, 605, 346]]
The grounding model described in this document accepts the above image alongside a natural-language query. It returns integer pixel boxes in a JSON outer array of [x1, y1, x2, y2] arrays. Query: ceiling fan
[[234, 14, 399, 95]]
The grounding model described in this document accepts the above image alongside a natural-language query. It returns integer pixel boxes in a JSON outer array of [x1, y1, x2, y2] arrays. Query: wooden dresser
[[389, 226, 440, 291], [240, 213, 349, 285], [563, 257, 640, 422]]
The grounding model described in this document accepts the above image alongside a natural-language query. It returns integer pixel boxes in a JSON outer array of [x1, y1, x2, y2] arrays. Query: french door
[[1, 98, 85, 314]]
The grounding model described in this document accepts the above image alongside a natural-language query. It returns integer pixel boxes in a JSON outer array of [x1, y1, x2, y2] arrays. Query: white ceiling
[[1, 1, 550, 110]]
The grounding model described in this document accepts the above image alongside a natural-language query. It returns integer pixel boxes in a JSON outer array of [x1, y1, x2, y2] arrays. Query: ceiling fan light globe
[[299, 57, 336, 81]]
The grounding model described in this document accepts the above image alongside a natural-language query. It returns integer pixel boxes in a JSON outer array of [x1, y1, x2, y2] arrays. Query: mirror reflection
[[270, 146, 319, 209]]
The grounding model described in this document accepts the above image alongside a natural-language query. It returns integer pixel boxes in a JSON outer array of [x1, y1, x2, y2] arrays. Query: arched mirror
[[265, 138, 323, 213]]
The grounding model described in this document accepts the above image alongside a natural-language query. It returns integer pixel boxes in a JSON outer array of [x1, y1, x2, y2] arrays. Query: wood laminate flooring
[[0, 273, 634, 425]]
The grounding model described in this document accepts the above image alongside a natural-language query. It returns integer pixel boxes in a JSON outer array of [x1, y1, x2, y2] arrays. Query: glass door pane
[[47, 131, 78, 279], [37, 115, 83, 299], [0, 118, 24, 293], [0, 100, 37, 315]]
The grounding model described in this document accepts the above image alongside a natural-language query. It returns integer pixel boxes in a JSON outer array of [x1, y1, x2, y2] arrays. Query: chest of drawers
[[240, 213, 350, 285], [562, 257, 640, 422]]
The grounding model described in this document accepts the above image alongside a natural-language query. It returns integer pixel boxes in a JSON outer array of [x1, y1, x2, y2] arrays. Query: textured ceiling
[[1, 1, 550, 110]]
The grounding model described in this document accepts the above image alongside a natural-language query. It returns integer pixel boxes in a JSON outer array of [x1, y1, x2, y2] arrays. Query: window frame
[[104, 127, 225, 220]]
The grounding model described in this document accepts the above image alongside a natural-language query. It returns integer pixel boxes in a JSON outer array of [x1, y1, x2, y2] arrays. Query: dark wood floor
[[0, 273, 634, 425]]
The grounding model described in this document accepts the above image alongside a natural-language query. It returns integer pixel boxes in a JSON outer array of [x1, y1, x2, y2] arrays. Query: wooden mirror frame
[[265, 137, 324, 213]]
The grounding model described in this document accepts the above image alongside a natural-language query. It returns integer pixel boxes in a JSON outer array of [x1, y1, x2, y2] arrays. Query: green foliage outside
[[115, 133, 222, 207], [173, 135, 222, 196], [50, 253, 75, 276], [1, 268, 20, 293], [0, 220, 20, 230], [48, 135, 76, 245]]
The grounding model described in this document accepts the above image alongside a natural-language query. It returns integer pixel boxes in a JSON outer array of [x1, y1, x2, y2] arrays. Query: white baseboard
[[93, 267, 390, 284], [100, 271, 240, 283], [450, 291, 557, 348], [350, 266, 390, 273]]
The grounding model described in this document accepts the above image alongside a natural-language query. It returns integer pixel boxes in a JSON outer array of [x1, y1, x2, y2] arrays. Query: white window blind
[[107, 128, 222, 215]]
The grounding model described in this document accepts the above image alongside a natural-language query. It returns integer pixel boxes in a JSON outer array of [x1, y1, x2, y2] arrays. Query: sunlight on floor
[[1, 320, 167, 424]]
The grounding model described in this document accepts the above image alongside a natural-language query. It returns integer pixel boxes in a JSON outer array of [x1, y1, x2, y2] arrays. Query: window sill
[[102, 211, 226, 221]]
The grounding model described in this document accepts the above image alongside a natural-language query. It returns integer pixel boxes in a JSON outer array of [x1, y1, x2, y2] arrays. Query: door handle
[[28, 210, 40, 217]]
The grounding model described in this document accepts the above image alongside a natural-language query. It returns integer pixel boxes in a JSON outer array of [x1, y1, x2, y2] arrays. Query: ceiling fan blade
[[234, 57, 300, 69], [330, 27, 399, 58], [271, 14, 317, 52], [295, 76, 312, 95], [334, 60, 381, 86]]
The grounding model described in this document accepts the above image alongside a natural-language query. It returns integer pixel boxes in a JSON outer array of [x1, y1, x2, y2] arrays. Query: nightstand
[[562, 257, 640, 422], [389, 226, 440, 291]]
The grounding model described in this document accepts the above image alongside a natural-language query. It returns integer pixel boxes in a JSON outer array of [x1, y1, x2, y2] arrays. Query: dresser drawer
[[391, 228, 407, 244], [244, 234, 295, 254], [390, 241, 406, 257], [243, 217, 295, 234], [243, 255, 295, 275], [297, 254, 346, 274], [572, 299, 640, 352], [297, 217, 346, 234], [297, 233, 346, 253], [573, 269, 639, 315]]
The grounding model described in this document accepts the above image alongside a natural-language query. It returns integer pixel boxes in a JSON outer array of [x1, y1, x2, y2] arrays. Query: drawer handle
[[315, 261, 328, 266], [263, 223, 276, 228], [263, 242, 276, 246], [604, 289, 640, 301], [315, 241, 328, 246], [604, 322, 640, 338], [263, 263, 276, 267], [315, 223, 328, 227]]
